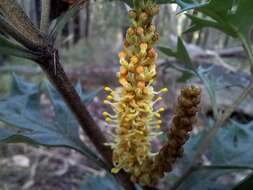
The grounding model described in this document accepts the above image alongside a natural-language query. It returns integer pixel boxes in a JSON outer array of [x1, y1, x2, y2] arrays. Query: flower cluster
[[103, 0, 201, 186], [103, 1, 166, 176]]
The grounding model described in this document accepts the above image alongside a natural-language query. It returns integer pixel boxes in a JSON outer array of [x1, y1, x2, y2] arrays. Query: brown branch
[[36, 50, 135, 190], [0, 0, 47, 50]]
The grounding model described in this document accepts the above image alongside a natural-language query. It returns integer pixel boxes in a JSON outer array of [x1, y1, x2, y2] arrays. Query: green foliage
[[158, 39, 194, 82], [181, 0, 253, 60], [0, 74, 106, 169]]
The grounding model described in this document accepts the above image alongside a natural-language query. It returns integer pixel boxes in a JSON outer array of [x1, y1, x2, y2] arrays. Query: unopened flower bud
[[148, 48, 156, 58], [136, 27, 144, 35], [139, 12, 148, 22], [148, 24, 156, 33], [152, 32, 160, 42], [151, 5, 160, 15], [130, 56, 139, 64], [127, 27, 135, 36], [128, 10, 137, 19], [137, 81, 145, 89], [136, 66, 144, 74]]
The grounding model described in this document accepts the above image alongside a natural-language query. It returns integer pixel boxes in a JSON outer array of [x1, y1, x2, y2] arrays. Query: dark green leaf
[[0, 74, 107, 169], [158, 38, 195, 69], [157, 46, 177, 57], [181, 0, 253, 43], [158, 38, 195, 82], [229, 0, 253, 42], [184, 14, 236, 37]]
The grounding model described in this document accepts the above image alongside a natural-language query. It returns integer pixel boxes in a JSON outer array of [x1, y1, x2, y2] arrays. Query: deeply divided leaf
[[0, 74, 106, 169]]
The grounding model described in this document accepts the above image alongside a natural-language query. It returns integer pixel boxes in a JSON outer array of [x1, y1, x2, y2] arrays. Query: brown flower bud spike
[[133, 85, 201, 186]]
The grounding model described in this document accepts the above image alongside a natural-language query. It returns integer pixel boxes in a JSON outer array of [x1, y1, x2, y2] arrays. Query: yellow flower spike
[[102, 3, 169, 186]]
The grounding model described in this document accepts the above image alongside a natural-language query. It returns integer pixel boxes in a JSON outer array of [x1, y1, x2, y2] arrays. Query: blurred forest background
[[0, 0, 252, 190]]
